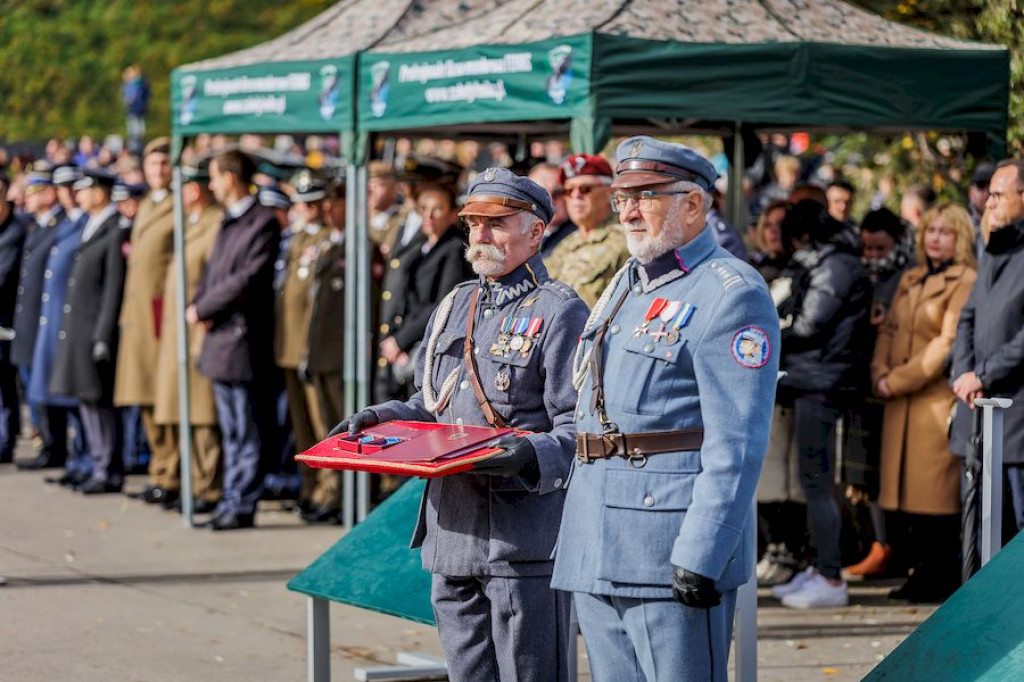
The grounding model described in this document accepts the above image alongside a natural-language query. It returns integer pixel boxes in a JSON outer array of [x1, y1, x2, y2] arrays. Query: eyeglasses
[[610, 189, 692, 213]]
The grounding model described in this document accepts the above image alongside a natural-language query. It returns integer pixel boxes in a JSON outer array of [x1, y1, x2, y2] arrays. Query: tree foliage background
[[0, 0, 1019, 164], [0, 0, 331, 141]]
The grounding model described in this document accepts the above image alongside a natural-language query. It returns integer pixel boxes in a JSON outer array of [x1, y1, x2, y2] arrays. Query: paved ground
[[0, 436, 935, 681]]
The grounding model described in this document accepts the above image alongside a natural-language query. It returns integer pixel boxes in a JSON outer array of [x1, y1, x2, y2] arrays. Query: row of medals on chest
[[632, 297, 696, 345], [488, 309, 543, 393]]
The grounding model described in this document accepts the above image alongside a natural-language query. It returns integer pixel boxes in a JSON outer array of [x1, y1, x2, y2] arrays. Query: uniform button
[[643, 495, 655, 507], [474, 347, 480, 356], [633, 284, 642, 295], [42, 293, 49, 302], [63, 304, 71, 313], [643, 343, 654, 353], [610, 324, 620, 334], [382, 291, 392, 301], [377, 357, 388, 368], [576, 410, 584, 419], [50, 247, 57, 256], [459, 380, 469, 391], [455, 418, 464, 425], [44, 269, 52, 279], [554, 477, 564, 488], [390, 258, 400, 269], [39, 317, 47, 326], [395, 315, 403, 325], [379, 323, 390, 334], [483, 309, 493, 319], [58, 331, 66, 340]]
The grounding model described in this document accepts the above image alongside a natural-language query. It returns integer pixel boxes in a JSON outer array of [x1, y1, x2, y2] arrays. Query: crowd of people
[[1, 134, 1022, 607]]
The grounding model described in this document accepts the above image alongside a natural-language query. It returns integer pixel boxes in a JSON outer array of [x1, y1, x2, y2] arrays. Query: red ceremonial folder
[[296, 420, 528, 478]]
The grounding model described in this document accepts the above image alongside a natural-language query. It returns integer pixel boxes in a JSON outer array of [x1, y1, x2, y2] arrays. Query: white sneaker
[[781, 574, 849, 609], [770, 566, 816, 599]]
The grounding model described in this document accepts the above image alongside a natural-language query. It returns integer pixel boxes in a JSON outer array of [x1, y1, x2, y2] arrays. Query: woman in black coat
[[49, 174, 126, 493], [378, 182, 473, 383]]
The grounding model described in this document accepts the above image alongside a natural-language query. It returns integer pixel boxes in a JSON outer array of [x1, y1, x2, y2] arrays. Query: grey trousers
[[80, 402, 121, 486], [575, 590, 737, 682], [431, 573, 571, 682]]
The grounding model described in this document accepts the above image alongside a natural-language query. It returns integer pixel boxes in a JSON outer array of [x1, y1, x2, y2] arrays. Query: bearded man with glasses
[[545, 153, 629, 308], [551, 136, 779, 681]]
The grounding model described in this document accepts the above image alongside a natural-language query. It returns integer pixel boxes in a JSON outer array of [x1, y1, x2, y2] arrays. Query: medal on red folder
[[632, 298, 669, 338]]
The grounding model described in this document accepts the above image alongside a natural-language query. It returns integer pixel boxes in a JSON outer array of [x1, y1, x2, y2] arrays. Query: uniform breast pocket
[[607, 340, 687, 416], [598, 468, 696, 587], [480, 349, 533, 410], [430, 332, 465, 384]]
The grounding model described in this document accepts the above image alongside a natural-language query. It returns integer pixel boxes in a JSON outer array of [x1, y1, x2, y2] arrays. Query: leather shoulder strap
[[463, 287, 507, 428]]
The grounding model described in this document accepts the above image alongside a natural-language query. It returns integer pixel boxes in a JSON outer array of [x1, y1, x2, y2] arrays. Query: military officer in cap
[[274, 170, 341, 522], [152, 164, 225, 513], [545, 153, 629, 308], [50, 169, 127, 494], [116, 137, 179, 506], [551, 137, 779, 681], [331, 167, 588, 681]]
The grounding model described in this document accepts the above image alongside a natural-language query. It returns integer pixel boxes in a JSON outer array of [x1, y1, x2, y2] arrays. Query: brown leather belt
[[576, 429, 704, 465]]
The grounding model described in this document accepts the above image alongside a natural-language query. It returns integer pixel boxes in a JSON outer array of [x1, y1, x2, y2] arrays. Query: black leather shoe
[[16, 454, 66, 470], [125, 485, 157, 500], [158, 489, 182, 510], [209, 513, 255, 531], [80, 479, 124, 495], [301, 505, 341, 525]]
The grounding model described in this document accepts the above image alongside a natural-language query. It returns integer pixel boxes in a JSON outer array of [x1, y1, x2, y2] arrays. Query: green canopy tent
[[167, 0, 505, 529]]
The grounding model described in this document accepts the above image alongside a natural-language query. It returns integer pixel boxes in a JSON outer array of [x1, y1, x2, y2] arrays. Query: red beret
[[558, 154, 613, 185]]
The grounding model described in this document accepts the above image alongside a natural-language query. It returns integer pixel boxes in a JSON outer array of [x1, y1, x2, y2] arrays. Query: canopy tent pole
[[171, 134, 195, 527], [353, 157, 371, 523], [977, 397, 1014, 565], [726, 122, 745, 230], [342, 158, 359, 528]]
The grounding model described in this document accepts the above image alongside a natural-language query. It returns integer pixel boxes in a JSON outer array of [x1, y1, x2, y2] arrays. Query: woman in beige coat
[[871, 202, 977, 603]]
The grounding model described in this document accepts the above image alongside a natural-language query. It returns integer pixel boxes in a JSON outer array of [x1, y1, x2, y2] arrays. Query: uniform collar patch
[[486, 253, 548, 306], [635, 248, 688, 293]]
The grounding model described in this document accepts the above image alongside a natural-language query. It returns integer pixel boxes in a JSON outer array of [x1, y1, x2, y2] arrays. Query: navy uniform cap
[[112, 182, 149, 202], [612, 136, 718, 191], [458, 167, 553, 224], [181, 163, 210, 184], [72, 168, 118, 191], [290, 169, 327, 203], [258, 186, 291, 210], [53, 164, 83, 187]]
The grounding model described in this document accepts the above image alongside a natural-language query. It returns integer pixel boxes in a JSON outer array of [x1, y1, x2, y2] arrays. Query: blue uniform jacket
[[28, 213, 86, 407], [12, 209, 62, 367], [373, 253, 589, 578], [551, 225, 779, 598]]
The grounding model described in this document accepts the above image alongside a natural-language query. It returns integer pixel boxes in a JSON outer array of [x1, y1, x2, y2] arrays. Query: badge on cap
[[630, 139, 644, 158], [484, 168, 497, 181], [731, 326, 771, 369]]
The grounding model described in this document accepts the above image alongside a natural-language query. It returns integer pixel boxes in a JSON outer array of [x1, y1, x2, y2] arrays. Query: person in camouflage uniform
[[544, 153, 628, 308]]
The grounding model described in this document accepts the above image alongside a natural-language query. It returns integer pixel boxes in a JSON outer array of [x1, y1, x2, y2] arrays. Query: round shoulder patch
[[731, 326, 771, 369]]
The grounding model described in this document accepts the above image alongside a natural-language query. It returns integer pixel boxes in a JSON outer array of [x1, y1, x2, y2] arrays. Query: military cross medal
[[633, 298, 669, 338]]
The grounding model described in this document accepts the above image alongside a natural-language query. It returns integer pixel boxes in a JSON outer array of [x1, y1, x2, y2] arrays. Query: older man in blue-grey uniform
[[551, 137, 779, 682], [332, 168, 588, 682]]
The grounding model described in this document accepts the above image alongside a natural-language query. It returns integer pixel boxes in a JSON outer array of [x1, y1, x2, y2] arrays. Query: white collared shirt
[[226, 195, 256, 220], [36, 206, 61, 228], [150, 189, 169, 203], [81, 203, 118, 243]]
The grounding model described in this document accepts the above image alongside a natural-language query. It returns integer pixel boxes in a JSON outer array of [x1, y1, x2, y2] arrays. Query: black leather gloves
[[92, 341, 111, 363], [328, 409, 379, 437], [672, 567, 721, 609], [473, 436, 539, 485]]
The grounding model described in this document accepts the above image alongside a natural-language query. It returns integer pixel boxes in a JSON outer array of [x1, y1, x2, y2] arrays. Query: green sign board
[[359, 35, 592, 132], [171, 58, 353, 135]]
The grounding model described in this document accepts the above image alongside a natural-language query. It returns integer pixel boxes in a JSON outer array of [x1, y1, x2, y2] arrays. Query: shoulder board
[[706, 258, 761, 293], [540, 279, 579, 301]]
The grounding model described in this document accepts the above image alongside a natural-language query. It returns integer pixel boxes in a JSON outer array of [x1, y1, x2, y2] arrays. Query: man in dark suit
[[952, 158, 1024, 544], [187, 150, 279, 530], [0, 174, 27, 463], [49, 169, 126, 493]]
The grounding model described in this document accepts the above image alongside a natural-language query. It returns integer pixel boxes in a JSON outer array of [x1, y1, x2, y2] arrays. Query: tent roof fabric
[[371, 0, 999, 53]]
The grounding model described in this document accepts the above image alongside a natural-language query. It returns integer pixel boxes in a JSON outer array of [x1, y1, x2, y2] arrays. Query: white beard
[[620, 202, 688, 264]]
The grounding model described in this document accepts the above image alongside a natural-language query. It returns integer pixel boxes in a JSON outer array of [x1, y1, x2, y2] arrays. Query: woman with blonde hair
[[871, 201, 977, 603]]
